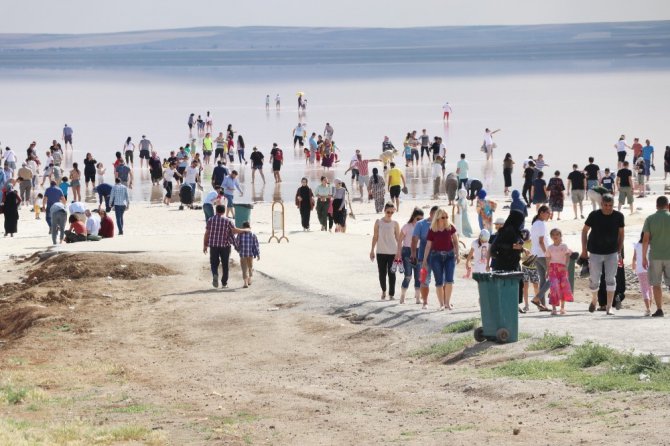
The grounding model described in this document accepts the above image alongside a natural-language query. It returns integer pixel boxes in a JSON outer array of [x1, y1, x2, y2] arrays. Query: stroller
[[179, 184, 194, 210]]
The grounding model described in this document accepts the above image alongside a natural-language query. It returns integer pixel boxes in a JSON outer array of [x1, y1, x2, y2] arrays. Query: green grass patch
[[109, 403, 154, 414], [527, 331, 573, 351], [413, 335, 475, 358], [486, 341, 670, 392], [53, 324, 71, 332], [435, 424, 476, 433], [222, 412, 259, 425], [1, 385, 28, 405], [442, 318, 480, 334]]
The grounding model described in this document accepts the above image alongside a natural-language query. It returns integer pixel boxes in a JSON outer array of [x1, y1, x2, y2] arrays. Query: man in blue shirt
[[42, 180, 64, 231], [211, 160, 229, 188], [96, 182, 113, 212], [309, 132, 318, 165], [410, 206, 437, 309], [109, 178, 130, 235], [642, 139, 655, 182]]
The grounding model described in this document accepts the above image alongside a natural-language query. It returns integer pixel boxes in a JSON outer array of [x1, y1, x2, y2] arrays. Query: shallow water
[[1, 67, 669, 203]]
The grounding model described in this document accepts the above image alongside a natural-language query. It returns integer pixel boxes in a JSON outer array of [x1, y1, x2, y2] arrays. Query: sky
[[5, 0, 670, 34]]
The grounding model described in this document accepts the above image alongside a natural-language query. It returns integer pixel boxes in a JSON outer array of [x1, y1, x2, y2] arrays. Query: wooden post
[[268, 201, 289, 243]]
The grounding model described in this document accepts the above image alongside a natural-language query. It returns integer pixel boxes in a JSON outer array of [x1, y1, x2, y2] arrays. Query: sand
[[1, 180, 670, 444]]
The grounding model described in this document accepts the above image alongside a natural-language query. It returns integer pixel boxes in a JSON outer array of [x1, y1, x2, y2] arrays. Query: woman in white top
[[395, 207, 424, 304], [632, 232, 652, 316], [483, 128, 501, 161], [370, 202, 400, 300], [123, 136, 135, 167], [205, 111, 213, 133]]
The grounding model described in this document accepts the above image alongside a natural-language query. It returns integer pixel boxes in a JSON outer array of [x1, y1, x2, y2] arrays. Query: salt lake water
[[0, 64, 668, 203]]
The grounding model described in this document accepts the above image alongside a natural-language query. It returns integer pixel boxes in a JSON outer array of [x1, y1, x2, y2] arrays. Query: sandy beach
[[1, 182, 670, 444]]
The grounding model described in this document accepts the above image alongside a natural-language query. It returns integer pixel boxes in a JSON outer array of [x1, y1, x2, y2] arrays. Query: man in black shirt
[[567, 164, 586, 219], [249, 146, 265, 184], [616, 161, 635, 215], [581, 194, 625, 315], [211, 160, 229, 188], [584, 157, 602, 211]]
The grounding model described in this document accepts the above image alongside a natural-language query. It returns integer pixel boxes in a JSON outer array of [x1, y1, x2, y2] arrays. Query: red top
[[100, 216, 115, 238], [71, 220, 87, 235], [427, 226, 457, 251]]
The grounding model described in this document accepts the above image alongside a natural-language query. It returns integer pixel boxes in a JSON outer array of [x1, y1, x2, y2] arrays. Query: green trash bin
[[472, 272, 524, 343], [568, 252, 579, 292], [233, 203, 253, 228]]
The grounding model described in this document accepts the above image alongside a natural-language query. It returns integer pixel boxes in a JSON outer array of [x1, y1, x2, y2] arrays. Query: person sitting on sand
[[64, 214, 87, 243], [98, 209, 114, 238]]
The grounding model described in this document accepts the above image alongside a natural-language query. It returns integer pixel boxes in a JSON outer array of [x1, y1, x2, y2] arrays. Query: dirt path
[[0, 252, 668, 445]]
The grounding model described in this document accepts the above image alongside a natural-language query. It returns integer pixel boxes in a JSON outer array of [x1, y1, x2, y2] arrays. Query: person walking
[[314, 176, 332, 231], [456, 153, 469, 189], [138, 135, 153, 169], [295, 178, 314, 231], [234, 221, 260, 288], [616, 160, 635, 215], [584, 157, 601, 211], [567, 163, 586, 219], [249, 147, 266, 184], [370, 202, 401, 300], [109, 178, 129, 235], [642, 139, 655, 184], [83, 153, 97, 188], [442, 101, 452, 121], [632, 232, 652, 316], [386, 162, 406, 211], [581, 194, 625, 315], [483, 128, 501, 161], [368, 168, 386, 213], [614, 134, 631, 169], [270, 143, 283, 183], [422, 208, 459, 310], [62, 124, 74, 150], [547, 170, 566, 220], [521, 161, 536, 206], [203, 204, 249, 289], [503, 153, 514, 195], [69, 163, 82, 202], [43, 180, 64, 231], [475, 189, 497, 231], [332, 179, 348, 233], [642, 196, 670, 317], [396, 208, 424, 304], [2, 185, 20, 237], [345, 153, 380, 201], [222, 170, 243, 219], [664, 146, 670, 181], [411, 206, 438, 309], [530, 206, 552, 308], [123, 137, 135, 167]]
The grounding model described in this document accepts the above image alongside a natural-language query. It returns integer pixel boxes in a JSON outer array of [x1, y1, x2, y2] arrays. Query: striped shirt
[[206, 214, 235, 248], [235, 232, 260, 258]]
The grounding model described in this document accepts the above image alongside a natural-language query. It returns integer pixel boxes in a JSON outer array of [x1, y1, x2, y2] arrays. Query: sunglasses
[[440, 216, 448, 220]]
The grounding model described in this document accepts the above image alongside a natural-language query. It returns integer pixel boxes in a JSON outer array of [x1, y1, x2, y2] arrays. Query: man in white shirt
[[183, 161, 200, 193], [530, 206, 551, 308], [203, 186, 223, 221], [85, 209, 101, 236], [293, 123, 305, 148], [3, 147, 17, 174]]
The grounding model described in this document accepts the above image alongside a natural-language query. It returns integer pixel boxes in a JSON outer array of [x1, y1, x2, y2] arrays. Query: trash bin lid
[[234, 203, 254, 209], [473, 271, 524, 281]]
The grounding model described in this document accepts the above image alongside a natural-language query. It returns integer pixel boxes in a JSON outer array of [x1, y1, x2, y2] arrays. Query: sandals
[[531, 299, 549, 312], [588, 302, 596, 313]]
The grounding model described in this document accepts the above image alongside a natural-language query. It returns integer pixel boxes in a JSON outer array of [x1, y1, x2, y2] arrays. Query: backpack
[[274, 149, 283, 162]]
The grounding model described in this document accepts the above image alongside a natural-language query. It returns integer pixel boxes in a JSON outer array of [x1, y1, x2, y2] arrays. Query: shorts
[[215, 148, 224, 159], [139, 149, 150, 160], [617, 151, 626, 163], [637, 174, 645, 185], [252, 164, 263, 171], [164, 181, 173, 198], [64, 135, 72, 144], [570, 189, 584, 204], [70, 179, 80, 188], [272, 161, 282, 172], [294, 135, 304, 146], [648, 259, 670, 286], [618, 187, 633, 205], [586, 179, 598, 190], [351, 169, 359, 180], [522, 266, 540, 283], [125, 150, 134, 163], [224, 194, 234, 207], [358, 175, 369, 186], [389, 185, 401, 199]]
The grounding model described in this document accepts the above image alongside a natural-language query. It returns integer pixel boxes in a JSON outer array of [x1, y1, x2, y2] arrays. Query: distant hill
[[0, 22, 668, 68]]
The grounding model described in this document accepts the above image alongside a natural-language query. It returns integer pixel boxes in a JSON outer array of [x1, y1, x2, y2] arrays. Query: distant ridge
[[0, 21, 668, 69]]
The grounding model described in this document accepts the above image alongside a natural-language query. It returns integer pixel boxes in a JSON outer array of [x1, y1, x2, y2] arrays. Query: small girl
[[520, 229, 542, 313], [636, 157, 646, 197], [465, 229, 490, 278], [632, 232, 652, 316], [234, 221, 260, 288], [545, 228, 574, 315], [96, 163, 106, 185], [34, 193, 44, 219], [59, 176, 70, 200]]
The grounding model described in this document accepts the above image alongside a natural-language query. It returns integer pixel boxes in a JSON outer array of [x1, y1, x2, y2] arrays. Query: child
[[59, 176, 70, 200], [632, 232, 652, 316], [404, 143, 412, 167], [96, 163, 106, 184], [601, 168, 615, 194], [41, 163, 54, 187], [34, 193, 44, 219], [234, 221, 260, 288], [432, 157, 443, 199], [545, 228, 574, 315], [465, 229, 490, 279], [520, 229, 542, 313]]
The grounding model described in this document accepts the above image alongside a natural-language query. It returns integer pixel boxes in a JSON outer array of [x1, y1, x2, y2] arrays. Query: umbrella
[[296, 91, 305, 96]]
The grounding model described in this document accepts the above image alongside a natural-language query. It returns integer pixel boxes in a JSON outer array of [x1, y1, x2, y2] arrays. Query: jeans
[[376, 253, 396, 296], [589, 253, 618, 292], [238, 149, 246, 163], [429, 250, 456, 287], [98, 193, 111, 212], [114, 205, 125, 234], [50, 210, 67, 244], [535, 257, 551, 304], [203, 203, 214, 221], [522, 182, 532, 205], [210, 245, 231, 285], [401, 247, 421, 289]]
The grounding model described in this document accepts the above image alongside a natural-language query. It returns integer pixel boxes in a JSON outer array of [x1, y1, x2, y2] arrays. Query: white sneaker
[[645, 310, 651, 317]]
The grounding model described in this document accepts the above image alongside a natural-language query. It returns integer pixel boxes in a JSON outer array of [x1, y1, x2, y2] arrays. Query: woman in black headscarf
[[3, 184, 21, 237], [489, 209, 525, 272], [295, 177, 314, 230]]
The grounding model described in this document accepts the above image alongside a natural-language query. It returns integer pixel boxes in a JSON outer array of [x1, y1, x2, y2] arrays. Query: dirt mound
[[0, 306, 47, 339], [25, 253, 175, 284]]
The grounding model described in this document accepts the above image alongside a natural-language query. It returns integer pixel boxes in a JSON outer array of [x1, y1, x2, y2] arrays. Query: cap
[[479, 229, 490, 242], [494, 217, 506, 225]]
